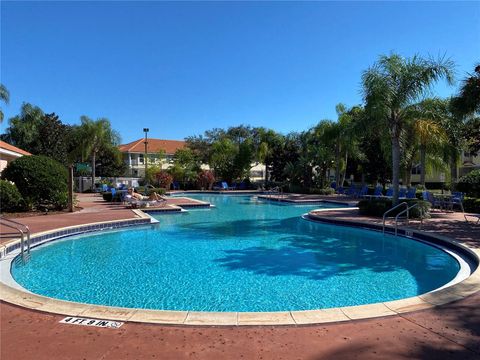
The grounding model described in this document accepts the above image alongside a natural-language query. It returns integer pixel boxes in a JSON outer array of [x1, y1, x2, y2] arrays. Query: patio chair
[[445, 192, 465, 213], [405, 187, 417, 199], [383, 187, 393, 198], [357, 185, 368, 198], [336, 186, 345, 195], [372, 185, 383, 197], [172, 181, 180, 190], [398, 187, 407, 199], [422, 191, 443, 210], [345, 185, 357, 197], [221, 181, 236, 190]]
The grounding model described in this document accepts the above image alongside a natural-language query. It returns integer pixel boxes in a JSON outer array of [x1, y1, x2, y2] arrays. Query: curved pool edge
[[1, 211, 479, 326]]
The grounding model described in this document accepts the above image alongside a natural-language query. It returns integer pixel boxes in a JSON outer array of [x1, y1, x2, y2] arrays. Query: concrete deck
[[1, 193, 479, 359]]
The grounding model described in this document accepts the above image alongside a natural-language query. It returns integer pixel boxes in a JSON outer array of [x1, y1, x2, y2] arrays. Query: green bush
[[464, 197, 480, 213], [309, 187, 335, 195], [358, 198, 431, 219], [0, 180, 25, 212], [2, 155, 68, 210], [102, 192, 113, 202], [457, 169, 480, 198]]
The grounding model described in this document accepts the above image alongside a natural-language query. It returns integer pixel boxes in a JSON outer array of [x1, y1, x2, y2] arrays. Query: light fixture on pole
[[143, 128, 149, 182]]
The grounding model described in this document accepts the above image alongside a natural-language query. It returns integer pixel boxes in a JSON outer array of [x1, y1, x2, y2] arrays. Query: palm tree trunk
[[335, 144, 340, 187], [450, 156, 457, 185], [91, 152, 96, 191], [420, 145, 426, 186], [391, 130, 401, 205], [340, 150, 348, 187]]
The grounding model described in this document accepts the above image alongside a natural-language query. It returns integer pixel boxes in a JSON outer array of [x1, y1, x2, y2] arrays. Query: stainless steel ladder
[[383, 202, 423, 236], [382, 202, 408, 235], [0, 217, 31, 263]]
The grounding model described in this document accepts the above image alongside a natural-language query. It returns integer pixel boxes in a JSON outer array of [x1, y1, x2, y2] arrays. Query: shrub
[[155, 171, 173, 189], [102, 192, 113, 202], [0, 180, 25, 212], [457, 169, 480, 198], [197, 170, 215, 190], [145, 187, 166, 196], [464, 197, 480, 213], [358, 198, 431, 219], [309, 187, 335, 195], [2, 155, 68, 210]]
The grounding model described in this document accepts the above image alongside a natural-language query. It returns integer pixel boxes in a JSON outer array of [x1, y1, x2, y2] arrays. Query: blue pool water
[[12, 195, 460, 312]]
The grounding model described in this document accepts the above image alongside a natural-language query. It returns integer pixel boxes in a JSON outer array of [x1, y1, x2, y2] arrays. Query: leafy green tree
[[0, 84, 10, 123], [1, 103, 44, 150], [95, 146, 127, 177], [209, 138, 238, 182], [362, 53, 454, 203]]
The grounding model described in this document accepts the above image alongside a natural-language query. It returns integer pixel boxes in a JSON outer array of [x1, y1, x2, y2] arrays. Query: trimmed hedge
[[0, 180, 25, 212], [457, 169, 480, 198], [2, 155, 68, 210], [358, 198, 431, 219]]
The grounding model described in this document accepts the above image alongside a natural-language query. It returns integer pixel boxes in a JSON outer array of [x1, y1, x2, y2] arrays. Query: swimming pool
[[11, 195, 461, 312]]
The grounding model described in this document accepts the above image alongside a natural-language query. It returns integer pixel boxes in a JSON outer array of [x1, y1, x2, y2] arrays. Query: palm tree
[[77, 116, 120, 190], [362, 54, 454, 204], [452, 64, 480, 116], [0, 84, 10, 123]]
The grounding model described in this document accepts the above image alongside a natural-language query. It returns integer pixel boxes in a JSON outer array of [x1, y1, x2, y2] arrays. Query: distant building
[[410, 150, 480, 184], [118, 138, 186, 177], [0, 141, 31, 173]]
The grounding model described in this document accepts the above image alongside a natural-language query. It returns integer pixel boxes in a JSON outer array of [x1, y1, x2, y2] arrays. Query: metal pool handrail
[[394, 203, 420, 236], [0, 217, 31, 263], [382, 202, 408, 234]]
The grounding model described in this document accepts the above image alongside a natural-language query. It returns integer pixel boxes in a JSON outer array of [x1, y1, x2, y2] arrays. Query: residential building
[[118, 138, 186, 177], [0, 141, 31, 173]]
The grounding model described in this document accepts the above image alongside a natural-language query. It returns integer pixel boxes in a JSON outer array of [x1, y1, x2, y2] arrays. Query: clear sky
[[1, 1, 479, 144]]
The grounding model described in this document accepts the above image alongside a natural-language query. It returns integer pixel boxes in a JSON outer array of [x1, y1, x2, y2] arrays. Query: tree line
[[1, 53, 479, 203]]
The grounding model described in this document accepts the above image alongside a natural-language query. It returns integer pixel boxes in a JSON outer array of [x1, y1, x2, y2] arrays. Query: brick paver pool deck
[[1, 193, 479, 359]]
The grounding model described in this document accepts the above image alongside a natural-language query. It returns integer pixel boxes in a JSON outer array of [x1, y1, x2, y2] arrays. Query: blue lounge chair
[[172, 181, 180, 190], [422, 191, 443, 210], [373, 186, 383, 197], [384, 187, 393, 197], [221, 181, 236, 190], [336, 186, 345, 195], [405, 187, 416, 199], [345, 185, 357, 197], [357, 185, 368, 198], [398, 187, 407, 198]]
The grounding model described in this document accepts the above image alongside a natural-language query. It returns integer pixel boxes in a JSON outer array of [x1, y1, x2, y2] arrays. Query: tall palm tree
[[0, 84, 10, 123], [77, 116, 120, 190], [362, 54, 454, 204], [452, 64, 480, 116]]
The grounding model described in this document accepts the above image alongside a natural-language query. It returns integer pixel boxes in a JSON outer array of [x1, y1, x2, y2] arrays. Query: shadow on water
[[173, 215, 454, 293]]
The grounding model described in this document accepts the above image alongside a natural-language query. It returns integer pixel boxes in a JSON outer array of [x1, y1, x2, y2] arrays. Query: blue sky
[[1, 1, 479, 144]]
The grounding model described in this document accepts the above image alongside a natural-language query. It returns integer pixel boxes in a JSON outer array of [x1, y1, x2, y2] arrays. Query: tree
[[95, 146, 127, 178], [76, 116, 120, 190], [362, 54, 454, 204], [1, 103, 44, 150], [0, 84, 10, 123], [452, 64, 480, 116]]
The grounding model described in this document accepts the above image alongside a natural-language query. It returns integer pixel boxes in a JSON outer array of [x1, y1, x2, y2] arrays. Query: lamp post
[[143, 128, 149, 182]]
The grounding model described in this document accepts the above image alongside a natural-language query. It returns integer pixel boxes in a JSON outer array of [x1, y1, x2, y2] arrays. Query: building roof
[[118, 138, 185, 154], [0, 141, 31, 156]]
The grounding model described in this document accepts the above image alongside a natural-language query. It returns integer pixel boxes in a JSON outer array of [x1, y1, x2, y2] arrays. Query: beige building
[[118, 138, 186, 177], [0, 141, 31, 173], [410, 150, 480, 183], [118, 138, 266, 181]]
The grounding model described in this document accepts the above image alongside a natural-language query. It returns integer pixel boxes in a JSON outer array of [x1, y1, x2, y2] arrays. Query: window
[[139, 154, 144, 164]]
